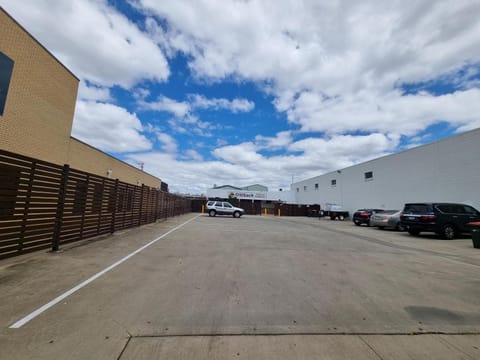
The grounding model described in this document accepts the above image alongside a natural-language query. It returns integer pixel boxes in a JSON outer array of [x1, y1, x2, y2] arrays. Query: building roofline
[[1, 6, 80, 81], [70, 136, 162, 182], [294, 127, 480, 184], [213, 185, 243, 190]]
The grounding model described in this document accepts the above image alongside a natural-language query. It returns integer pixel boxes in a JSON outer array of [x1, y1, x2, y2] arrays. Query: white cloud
[[139, 95, 190, 117], [184, 149, 203, 161], [134, 0, 480, 137], [213, 142, 263, 166], [72, 101, 152, 153], [156, 133, 177, 153], [134, 1, 480, 91], [284, 88, 480, 136], [139, 94, 254, 136], [189, 94, 255, 113], [2, 0, 170, 88], [139, 94, 254, 115], [255, 131, 293, 150], [77, 82, 112, 102]]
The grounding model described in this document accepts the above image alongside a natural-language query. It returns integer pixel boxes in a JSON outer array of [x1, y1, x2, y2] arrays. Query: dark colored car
[[400, 203, 480, 239], [353, 209, 385, 226]]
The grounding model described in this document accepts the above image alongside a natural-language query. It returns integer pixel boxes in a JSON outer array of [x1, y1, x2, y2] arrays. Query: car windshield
[[403, 204, 433, 214]]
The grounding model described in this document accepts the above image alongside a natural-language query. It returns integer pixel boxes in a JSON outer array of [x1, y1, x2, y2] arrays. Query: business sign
[[230, 191, 266, 200]]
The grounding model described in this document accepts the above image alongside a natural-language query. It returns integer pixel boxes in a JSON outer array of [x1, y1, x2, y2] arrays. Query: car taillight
[[420, 215, 436, 221], [360, 212, 369, 218]]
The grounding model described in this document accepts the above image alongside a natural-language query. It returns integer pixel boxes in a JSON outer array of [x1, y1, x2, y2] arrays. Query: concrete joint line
[[127, 331, 480, 338], [9, 215, 200, 329], [358, 335, 385, 360], [116, 336, 132, 360]]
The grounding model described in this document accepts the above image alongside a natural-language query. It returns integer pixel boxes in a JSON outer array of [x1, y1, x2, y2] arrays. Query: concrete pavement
[[0, 214, 479, 359]]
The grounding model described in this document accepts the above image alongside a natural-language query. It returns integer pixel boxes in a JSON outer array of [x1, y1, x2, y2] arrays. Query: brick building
[[0, 7, 161, 188]]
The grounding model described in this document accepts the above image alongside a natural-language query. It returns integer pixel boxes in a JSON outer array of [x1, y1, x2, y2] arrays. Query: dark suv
[[353, 209, 385, 226], [400, 203, 480, 239]]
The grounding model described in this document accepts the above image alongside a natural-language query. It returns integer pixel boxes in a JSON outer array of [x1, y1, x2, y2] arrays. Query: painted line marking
[[9, 215, 200, 329]]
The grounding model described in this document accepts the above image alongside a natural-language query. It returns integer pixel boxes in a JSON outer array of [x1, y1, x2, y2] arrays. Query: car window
[[215, 202, 223, 208], [451, 205, 466, 214], [436, 205, 451, 213], [207, 201, 214, 206], [404, 204, 433, 214], [463, 205, 479, 215], [223, 203, 233, 208]]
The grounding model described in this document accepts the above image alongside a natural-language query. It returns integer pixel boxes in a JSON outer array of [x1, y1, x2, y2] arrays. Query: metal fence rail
[[0, 149, 190, 260]]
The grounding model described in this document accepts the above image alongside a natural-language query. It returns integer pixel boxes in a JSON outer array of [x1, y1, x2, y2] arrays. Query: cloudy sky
[[3, 0, 480, 194]]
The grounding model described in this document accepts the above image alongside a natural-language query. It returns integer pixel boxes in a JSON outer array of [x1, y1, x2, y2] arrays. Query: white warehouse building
[[292, 128, 480, 214]]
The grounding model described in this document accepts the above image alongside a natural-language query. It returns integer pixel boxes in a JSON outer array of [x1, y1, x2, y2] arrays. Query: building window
[[296, 187, 299, 192], [315, 183, 319, 190], [0, 52, 14, 116], [161, 182, 168, 192], [331, 179, 336, 186], [0, 164, 20, 219], [364, 171, 373, 181], [304, 185, 307, 192]]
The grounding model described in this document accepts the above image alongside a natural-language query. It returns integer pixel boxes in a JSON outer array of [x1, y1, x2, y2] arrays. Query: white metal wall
[[292, 128, 480, 213]]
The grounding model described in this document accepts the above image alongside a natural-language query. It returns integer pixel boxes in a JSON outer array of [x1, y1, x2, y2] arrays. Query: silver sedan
[[370, 210, 404, 230]]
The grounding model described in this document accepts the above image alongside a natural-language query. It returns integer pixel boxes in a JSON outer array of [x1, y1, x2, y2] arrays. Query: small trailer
[[321, 204, 349, 220]]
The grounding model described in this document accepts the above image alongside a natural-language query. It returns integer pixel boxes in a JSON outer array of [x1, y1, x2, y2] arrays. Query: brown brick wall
[[67, 138, 161, 188], [0, 8, 79, 164]]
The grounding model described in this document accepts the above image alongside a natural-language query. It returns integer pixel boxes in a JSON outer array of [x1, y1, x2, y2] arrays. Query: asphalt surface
[[0, 214, 479, 359]]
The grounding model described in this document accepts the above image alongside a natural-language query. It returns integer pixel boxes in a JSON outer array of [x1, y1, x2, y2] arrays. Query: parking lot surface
[[0, 214, 479, 359]]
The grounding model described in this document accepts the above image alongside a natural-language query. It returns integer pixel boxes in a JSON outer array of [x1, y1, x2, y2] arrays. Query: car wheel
[[408, 228, 420, 236], [209, 210, 216, 217], [233, 211, 241, 218], [354, 221, 360, 226], [442, 224, 456, 240]]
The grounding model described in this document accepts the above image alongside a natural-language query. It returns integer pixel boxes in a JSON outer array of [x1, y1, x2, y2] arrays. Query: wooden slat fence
[[0, 149, 191, 260]]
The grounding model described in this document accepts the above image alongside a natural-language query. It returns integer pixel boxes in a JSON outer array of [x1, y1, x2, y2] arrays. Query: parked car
[[353, 209, 385, 226], [400, 203, 480, 239], [206, 201, 245, 218], [370, 210, 404, 230]]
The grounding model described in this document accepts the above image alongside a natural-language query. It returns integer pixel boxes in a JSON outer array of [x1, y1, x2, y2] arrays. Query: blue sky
[[3, 0, 480, 194]]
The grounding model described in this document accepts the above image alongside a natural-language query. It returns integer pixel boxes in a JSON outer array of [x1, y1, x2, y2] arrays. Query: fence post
[[110, 179, 119, 233], [52, 164, 69, 252], [154, 190, 158, 222], [19, 161, 37, 253], [139, 184, 144, 226]]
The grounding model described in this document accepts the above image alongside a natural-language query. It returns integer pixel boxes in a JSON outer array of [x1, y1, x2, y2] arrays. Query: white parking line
[[9, 215, 200, 329]]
